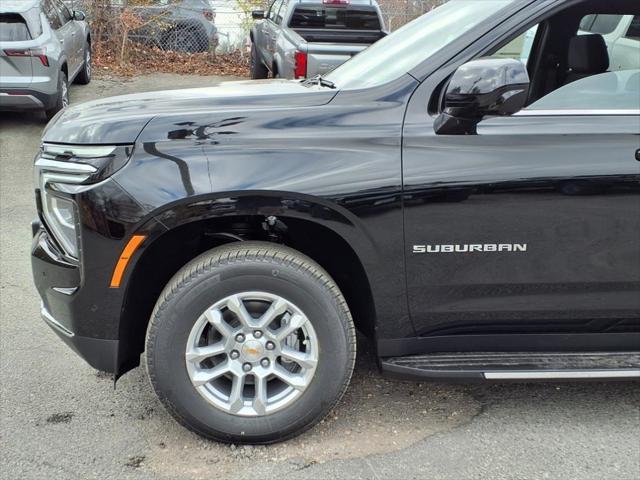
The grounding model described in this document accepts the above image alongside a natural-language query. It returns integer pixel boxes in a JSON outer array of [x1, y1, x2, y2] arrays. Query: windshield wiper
[[303, 74, 337, 89]]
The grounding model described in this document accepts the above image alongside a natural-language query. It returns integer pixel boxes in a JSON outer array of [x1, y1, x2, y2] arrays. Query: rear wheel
[[45, 71, 68, 121], [250, 43, 269, 79], [146, 242, 356, 444], [75, 42, 91, 85]]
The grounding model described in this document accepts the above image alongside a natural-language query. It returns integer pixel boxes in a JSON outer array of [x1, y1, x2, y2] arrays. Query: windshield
[[325, 0, 515, 89]]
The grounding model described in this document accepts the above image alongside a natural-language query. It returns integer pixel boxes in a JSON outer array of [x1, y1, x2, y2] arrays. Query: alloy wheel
[[185, 292, 319, 417], [61, 77, 69, 108], [85, 49, 91, 79]]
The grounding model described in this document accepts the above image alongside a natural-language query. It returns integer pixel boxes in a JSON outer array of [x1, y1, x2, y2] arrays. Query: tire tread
[[145, 241, 356, 444]]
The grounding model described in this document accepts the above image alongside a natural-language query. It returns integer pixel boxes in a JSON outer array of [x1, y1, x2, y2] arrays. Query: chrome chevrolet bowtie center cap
[[185, 292, 319, 417], [241, 340, 264, 362]]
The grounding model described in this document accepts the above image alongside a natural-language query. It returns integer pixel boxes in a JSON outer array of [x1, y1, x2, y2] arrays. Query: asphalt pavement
[[1, 74, 638, 480]]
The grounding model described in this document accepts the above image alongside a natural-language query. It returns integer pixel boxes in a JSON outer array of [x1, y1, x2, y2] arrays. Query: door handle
[[635, 149, 640, 162]]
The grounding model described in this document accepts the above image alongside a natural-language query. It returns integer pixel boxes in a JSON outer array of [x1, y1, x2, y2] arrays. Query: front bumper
[[32, 221, 120, 372], [40, 303, 119, 372]]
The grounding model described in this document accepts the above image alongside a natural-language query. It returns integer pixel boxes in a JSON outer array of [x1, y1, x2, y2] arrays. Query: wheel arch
[[116, 193, 378, 376]]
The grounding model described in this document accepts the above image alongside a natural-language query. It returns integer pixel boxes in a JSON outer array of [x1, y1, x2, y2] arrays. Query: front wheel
[[146, 242, 356, 444]]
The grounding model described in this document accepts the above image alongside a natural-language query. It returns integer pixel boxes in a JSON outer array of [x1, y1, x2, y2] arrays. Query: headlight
[[44, 193, 79, 258], [34, 143, 134, 259]]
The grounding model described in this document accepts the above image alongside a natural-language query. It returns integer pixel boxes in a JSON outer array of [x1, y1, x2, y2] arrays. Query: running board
[[380, 352, 640, 382]]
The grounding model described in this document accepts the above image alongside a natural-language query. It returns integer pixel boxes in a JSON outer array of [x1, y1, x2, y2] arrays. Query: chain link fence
[[66, 0, 222, 60], [66, 0, 446, 72]]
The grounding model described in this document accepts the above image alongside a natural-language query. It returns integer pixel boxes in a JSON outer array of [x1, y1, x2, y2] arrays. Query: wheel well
[[60, 62, 68, 76], [118, 215, 375, 374]]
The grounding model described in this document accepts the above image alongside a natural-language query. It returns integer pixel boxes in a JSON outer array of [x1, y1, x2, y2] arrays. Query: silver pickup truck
[[250, 0, 386, 79]]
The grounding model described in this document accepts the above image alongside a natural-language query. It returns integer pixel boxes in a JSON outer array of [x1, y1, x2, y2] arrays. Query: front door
[[402, 9, 640, 348]]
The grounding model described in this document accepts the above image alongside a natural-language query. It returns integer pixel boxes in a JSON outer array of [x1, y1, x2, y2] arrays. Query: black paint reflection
[[143, 142, 195, 196]]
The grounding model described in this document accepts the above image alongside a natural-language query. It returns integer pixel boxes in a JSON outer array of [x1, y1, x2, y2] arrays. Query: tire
[[75, 42, 91, 85], [45, 71, 68, 121], [146, 241, 356, 444], [250, 43, 269, 79]]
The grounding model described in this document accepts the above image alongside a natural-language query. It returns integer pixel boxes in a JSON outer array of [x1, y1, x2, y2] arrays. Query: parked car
[[250, 0, 386, 79], [0, 0, 91, 119], [32, 0, 639, 445], [129, 0, 219, 53]]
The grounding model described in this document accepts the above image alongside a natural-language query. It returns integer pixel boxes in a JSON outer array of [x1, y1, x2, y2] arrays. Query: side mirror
[[252, 10, 266, 20], [73, 10, 86, 21], [434, 58, 530, 135]]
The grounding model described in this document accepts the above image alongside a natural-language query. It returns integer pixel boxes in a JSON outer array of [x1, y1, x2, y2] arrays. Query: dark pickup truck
[[32, 0, 639, 444]]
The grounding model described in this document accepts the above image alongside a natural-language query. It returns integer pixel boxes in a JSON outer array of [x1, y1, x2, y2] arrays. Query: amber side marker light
[[110, 235, 147, 288]]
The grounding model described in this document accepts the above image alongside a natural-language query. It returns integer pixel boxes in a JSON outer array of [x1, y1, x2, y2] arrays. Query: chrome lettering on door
[[412, 244, 528, 254]]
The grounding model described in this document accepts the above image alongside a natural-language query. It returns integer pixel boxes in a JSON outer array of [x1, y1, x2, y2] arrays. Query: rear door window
[[0, 14, 31, 40], [289, 5, 381, 30], [268, 0, 284, 22], [276, 0, 289, 25], [53, 0, 72, 25], [42, 0, 62, 30]]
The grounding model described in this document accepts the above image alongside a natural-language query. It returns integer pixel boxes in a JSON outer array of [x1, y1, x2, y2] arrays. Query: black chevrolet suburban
[[32, 0, 640, 444]]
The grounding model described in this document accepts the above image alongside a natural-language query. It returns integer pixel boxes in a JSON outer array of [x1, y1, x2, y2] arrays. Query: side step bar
[[380, 352, 640, 382]]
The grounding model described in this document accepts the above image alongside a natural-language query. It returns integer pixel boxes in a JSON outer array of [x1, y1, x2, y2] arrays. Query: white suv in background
[[0, 0, 91, 120]]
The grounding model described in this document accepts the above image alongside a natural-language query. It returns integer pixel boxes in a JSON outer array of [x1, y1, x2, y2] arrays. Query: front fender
[[113, 75, 419, 340]]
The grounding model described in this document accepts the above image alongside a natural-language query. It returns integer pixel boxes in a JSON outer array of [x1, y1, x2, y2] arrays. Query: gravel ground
[[1, 74, 639, 480]]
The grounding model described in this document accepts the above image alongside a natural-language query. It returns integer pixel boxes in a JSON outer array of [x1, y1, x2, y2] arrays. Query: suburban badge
[[413, 244, 528, 254]]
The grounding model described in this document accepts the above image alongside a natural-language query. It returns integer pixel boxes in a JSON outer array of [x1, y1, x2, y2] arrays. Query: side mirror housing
[[435, 58, 530, 135], [73, 10, 86, 21], [252, 10, 266, 20]]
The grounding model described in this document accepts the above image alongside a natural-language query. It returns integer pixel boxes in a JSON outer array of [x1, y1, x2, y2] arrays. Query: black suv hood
[[43, 80, 337, 145]]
